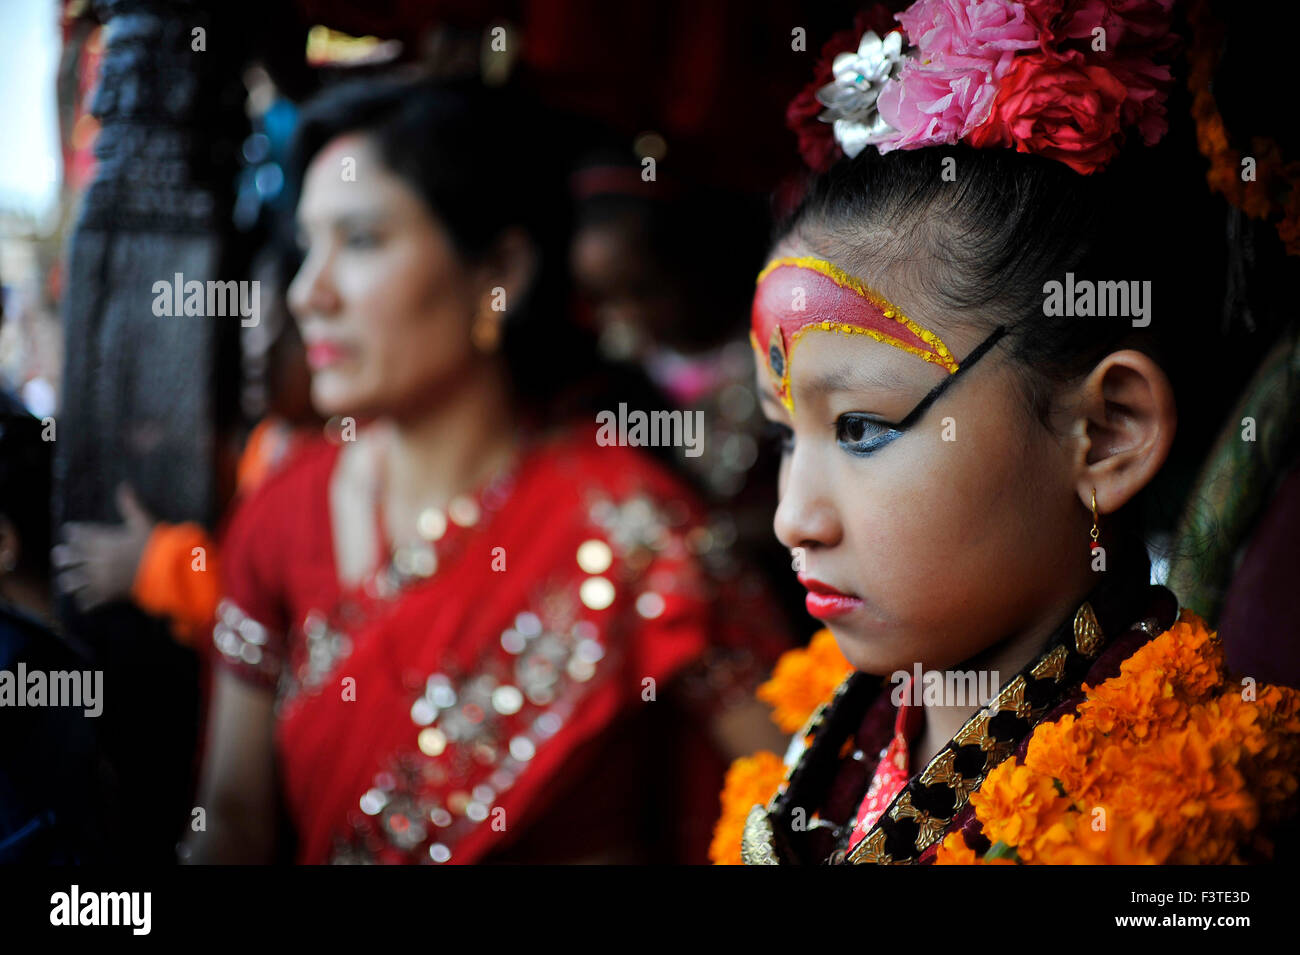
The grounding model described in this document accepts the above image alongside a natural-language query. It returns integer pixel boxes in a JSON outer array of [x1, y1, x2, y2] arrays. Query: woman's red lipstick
[[306, 341, 351, 370], [798, 574, 864, 619]]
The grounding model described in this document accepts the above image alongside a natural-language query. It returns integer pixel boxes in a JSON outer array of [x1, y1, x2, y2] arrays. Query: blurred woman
[[184, 73, 788, 865]]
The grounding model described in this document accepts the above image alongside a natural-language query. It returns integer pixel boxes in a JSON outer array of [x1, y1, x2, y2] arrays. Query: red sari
[[212, 420, 785, 863]]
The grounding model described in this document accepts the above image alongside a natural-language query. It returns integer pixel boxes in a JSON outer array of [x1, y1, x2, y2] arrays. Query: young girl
[[716, 0, 1300, 865]]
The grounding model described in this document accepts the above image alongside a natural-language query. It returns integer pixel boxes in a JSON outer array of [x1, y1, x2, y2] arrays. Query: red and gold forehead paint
[[751, 256, 959, 411]]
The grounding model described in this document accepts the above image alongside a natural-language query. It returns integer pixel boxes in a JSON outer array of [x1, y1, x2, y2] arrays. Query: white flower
[[816, 30, 908, 157]]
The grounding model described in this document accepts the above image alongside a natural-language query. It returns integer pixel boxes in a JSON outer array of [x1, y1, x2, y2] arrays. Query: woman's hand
[[51, 482, 156, 612], [181, 669, 279, 863]]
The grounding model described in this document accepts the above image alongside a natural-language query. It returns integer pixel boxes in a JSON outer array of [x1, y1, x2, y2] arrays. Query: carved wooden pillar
[[56, 0, 252, 862]]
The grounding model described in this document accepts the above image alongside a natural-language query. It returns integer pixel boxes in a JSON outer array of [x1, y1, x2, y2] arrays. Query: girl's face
[[756, 246, 1092, 676], [288, 134, 485, 420]]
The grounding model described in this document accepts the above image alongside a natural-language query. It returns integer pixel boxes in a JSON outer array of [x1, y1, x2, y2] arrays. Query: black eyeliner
[[893, 325, 1008, 431]]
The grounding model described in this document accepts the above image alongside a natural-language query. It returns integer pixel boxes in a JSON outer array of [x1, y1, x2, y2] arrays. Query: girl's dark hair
[[287, 72, 594, 411], [779, 142, 1214, 430], [774, 105, 1286, 567]]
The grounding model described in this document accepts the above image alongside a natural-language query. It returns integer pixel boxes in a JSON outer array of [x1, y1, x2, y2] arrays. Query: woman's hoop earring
[[471, 307, 502, 353]]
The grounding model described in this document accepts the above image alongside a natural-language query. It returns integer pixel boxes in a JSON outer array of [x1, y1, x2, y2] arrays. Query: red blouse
[[846, 675, 925, 853], [211, 420, 785, 863]]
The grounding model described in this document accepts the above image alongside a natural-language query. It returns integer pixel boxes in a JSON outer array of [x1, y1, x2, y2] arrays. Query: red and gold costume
[[212, 420, 786, 863], [713, 583, 1300, 865]]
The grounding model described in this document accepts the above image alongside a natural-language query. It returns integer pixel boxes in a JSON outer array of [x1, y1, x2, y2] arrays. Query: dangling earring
[[471, 305, 502, 353], [1089, 487, 1100, 553]]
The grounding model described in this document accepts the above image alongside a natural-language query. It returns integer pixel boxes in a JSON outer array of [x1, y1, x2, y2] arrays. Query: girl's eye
[[835, 413, 902, 456], [763, 421, 795, 456]]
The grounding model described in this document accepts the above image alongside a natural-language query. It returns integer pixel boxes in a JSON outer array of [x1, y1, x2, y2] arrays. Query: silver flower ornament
[[816, 29, 907, 158]]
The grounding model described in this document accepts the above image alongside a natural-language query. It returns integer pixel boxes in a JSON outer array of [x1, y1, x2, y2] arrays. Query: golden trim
[[1074, 602, 1104, 657], [990, 674, 1034, 721], [952, 710, 994, 751], [848, 826, 894, 864], [1031, 644, 1069, 683], [919, 749, 975, 804], [889, 790, 948, 848]]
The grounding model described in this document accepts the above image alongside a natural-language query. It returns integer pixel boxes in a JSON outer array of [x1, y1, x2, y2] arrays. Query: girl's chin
[[824, 618, 910, 677]]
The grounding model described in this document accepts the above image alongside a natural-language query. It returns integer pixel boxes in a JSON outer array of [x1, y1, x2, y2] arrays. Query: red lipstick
[[306, 341, 351, 370], [798, 574, 864, 620]]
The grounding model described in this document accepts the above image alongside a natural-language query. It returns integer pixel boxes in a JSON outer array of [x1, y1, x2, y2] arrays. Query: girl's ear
[[1070, 349, 1177, 517]]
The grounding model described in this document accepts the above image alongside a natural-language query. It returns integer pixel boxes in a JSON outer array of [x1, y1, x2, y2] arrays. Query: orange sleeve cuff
[[131, 522, 222, 648]]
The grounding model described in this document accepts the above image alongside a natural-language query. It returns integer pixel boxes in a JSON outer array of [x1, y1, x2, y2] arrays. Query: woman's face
[[571, 216, 682, 354], [288, 134, 484, 419], [756, 244, 1090, 677]]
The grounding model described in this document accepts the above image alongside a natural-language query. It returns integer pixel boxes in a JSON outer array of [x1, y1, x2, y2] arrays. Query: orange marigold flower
[[1033, 808, 1169, 864], [1023, 713, 1095, 795], [757, 628, 853, 733], [1117, 610, 1222, 701], [709, 750, 786, 865], [933, 830, 981, 865], [970, 762, 1071, 860]]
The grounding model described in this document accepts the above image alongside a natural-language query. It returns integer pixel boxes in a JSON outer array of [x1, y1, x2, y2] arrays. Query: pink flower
[[877, 0, 1041, 150], [876, 55, 1004, 150], [900, 0, 1041, 62]]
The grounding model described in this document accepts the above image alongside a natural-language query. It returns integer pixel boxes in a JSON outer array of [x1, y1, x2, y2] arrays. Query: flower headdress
[[789, 0, 1178, 176]]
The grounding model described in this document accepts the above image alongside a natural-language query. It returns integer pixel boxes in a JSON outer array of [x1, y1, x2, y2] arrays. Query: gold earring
[[1089, 487, 1100, 552], [471, 306, 502, 352]]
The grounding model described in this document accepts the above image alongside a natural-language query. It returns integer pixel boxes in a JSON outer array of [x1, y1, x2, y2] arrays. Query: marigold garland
[[709, 630, 851, 864], [934, 610, 1300, 864], [708, 751, 788, 866], [713, 611, 1300, 865], [756, 628, 854, 733]]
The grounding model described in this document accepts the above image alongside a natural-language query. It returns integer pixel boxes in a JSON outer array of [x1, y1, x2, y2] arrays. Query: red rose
[[786, 82, 839, 174], [1060, 0, 1176, 48], [1022, 0, 1174, 52], [967, 50, 1128, 174], [1108, 55, 1171, 146]]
